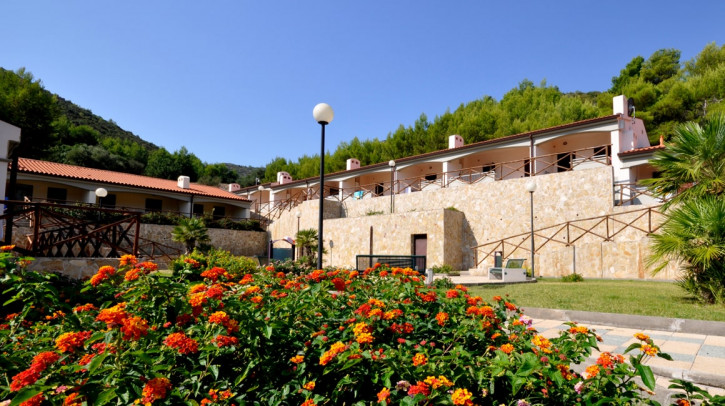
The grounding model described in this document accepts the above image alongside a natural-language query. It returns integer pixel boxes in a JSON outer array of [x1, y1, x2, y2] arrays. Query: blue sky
[[2, 1, 722, 167]]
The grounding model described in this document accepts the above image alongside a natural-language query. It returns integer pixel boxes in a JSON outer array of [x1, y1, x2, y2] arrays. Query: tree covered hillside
[[0, 68, 262, 186], [262, 43, 725, 182]]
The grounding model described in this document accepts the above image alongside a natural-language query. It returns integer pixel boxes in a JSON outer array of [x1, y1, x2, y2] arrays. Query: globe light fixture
[[313, 103, 334, 269]]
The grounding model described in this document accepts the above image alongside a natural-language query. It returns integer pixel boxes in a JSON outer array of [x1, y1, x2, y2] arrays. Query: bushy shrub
[[1, 253, 706, 405], [431, 264, 459, 276], [171, 248, 258, 281], [561, 273, 584, 282]]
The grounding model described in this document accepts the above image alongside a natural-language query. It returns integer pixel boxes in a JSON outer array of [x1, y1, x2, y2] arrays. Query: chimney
[[228, 183, 241, 193], [448, 135, 464, 149], [177, 176, 190, 189], [346, 158, 360, 170], [277, 171, 292, 185], [613, 95, 628, 116]]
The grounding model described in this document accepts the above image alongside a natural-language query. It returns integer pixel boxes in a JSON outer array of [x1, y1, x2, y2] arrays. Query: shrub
[[2, 253, 713, 405], [561, 273, 584, 282], [170, 248, 258, 281], [431, 264, 460, 276]]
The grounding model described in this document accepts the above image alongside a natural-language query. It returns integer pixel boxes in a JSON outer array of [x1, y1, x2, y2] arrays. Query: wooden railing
[[471, 206, 664, 268], [253, 145, 613, 219], [2, 201, 141, 258], [613, 183, 666, 206]]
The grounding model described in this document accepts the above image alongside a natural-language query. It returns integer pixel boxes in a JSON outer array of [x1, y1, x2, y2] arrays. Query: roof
[[16, 158, 249, 201], [618, 144, 666, 157], [239, 114, 621, 192]]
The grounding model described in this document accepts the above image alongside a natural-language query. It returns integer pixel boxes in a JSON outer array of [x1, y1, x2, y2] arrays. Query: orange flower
[[19, 392, 44, 406], [208, 311, 230, 325], [532, 335, 552, 353], [138, 261, 158, 273], [164, 332, 199, 354], [300, 400, 316, 406], [96, 302, 128, 326], [451, 388, 473, 405], [569, 326, 589, 335], [642, 344, 658, 356], [1, 244, 16, 251], [64, 392, 84, 406], [201, 267, 229, 281], [121, 316, 149, 341], [412, 353, 427, 366], [10, 369, 40, 391], [141, 377, 172, 404], [319, 341, 346, 365], [303, 381, 315, 390], [584, 364, 600, 379], [356, 332, 374, 344], [435, 312, 449, 326], [73, 303, 98, 312], [634, 333, 650, 341], [55, 331, 92, 353], [424, 375, 454, 389], [31, 351, 60, 372], [377, 387, 391, 403], [119, 254, 138, 267], [90, 265, 116, 286], [212, 335, 239, 347], [500, 343, 514, 354], [290, 355, 304, 364], [124, 268, 142, 281]]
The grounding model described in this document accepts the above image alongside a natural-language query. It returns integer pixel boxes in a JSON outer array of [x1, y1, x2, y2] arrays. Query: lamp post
[[295, 211, 302, 258], [313, 103, 334, 270], [525, 180, 537, 278], [388, 160, 396, 213], [95, 187, 107, 222]]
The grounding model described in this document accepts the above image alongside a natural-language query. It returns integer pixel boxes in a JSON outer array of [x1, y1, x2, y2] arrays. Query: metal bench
[[488, 258, 527, 282]]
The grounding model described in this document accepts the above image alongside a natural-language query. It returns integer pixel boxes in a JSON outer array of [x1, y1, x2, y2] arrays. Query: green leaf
[[88, 351, 110, 374], [209, 364, 220, 379], [95, 388, 117, 405], [10, 388, 42, 406], [636, 364, 656, 391], [658, 352, 673, 361], [624, 343, 642, 354]]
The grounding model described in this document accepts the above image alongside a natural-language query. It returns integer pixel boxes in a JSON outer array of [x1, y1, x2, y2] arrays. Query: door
[[412, 234, 427, 271], [557, 153, 572, 172]]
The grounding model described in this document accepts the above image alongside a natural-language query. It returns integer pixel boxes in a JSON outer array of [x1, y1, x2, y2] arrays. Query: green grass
[[468, 278, 725, 322]]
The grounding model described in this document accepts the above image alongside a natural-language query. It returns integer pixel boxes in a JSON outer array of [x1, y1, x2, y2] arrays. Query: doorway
[[412, 234, 427, 271]]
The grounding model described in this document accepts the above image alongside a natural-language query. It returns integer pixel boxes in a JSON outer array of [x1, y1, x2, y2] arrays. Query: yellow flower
[[451, 388, 473, 405], [303, 381, 315, 390]]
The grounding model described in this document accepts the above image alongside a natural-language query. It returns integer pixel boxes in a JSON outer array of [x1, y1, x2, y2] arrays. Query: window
[[374, 183, 384, 196], [193, 204, 204, 217], [145, 198, 163, 212], [100, 194, 116, 208], [213, 206, 226, 219], [14, 184, 33, 201], [482, 164, 496, 173], [328, 187, 339, 197], [556, 153, 572, 173], [524, 159, 531, 177], [424, 174, 437, 181], [47, 187, 67, 203]]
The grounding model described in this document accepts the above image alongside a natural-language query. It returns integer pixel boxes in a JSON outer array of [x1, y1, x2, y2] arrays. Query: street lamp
[[525, 180, 537, 278], [95, 187, 107, 222], [313, 103, 334, 270], [388, 160, 396, 213]]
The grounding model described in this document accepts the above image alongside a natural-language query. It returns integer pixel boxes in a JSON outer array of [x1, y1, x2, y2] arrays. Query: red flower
[[407, 381, 430, 397], [19, 392, 45, 406], [10, 369, 40, 391], [121, 316, 149, 341]]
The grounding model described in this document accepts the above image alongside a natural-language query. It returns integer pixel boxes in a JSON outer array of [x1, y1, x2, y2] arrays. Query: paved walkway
[[445, 275, 725, 398]]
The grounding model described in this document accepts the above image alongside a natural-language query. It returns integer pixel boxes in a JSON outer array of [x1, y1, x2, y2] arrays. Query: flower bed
[[0, 249, 719, 405]]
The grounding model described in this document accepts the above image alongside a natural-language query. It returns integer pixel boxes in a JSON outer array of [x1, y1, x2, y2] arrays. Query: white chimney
[[277, 171, 292, 185], [177, 176, 190, 189], [613, 95, 628, 116], [346, 158, 360, 170], [449, 135, 464, 149], [228, 183, 241, 192]]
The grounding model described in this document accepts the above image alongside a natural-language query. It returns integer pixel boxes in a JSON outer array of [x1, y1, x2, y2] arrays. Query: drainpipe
[[189, 194, 194, 218], [529, 136, 535, 177]]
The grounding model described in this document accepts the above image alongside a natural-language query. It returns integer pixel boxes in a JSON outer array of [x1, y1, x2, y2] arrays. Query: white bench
[[488, 258, 527, 282]]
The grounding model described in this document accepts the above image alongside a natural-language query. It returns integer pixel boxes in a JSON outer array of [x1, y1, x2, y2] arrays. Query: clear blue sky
[[2, 1, 722, 167]]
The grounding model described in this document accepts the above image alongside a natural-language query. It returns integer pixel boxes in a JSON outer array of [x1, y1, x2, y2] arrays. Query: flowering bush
[[1, 252, 722, 405]]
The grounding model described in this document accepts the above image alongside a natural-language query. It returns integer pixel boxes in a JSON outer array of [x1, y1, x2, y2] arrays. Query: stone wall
[[266, 167, 676, 279]]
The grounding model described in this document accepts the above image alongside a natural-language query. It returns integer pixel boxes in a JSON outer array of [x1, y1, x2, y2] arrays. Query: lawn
[[468, 278, 725, 322]]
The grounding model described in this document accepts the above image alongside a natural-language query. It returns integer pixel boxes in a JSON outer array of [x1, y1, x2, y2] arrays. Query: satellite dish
[[627, 98, 635, 117]]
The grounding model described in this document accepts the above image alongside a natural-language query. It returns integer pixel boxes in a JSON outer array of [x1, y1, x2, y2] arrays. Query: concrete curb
[[521, 307, 725, 337]]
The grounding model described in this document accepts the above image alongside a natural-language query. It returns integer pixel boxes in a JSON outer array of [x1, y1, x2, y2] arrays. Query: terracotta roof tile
[[618, 144, 666, 156], [17, 158, 249, 201]]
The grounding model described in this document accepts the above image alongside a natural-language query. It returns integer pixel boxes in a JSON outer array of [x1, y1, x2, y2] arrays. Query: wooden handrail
[[470, 205, 664, 268]]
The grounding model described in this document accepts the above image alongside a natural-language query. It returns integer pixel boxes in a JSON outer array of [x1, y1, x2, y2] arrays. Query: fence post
[[133, 213, 140, 257], [32, 204, 40, 255]]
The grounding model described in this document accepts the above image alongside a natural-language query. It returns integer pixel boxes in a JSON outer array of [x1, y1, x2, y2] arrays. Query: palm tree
[[643, 114, 725, 209], [646, 114, 725, 303], [172, 217, 210, 254], [295, 228, 325, 267]]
